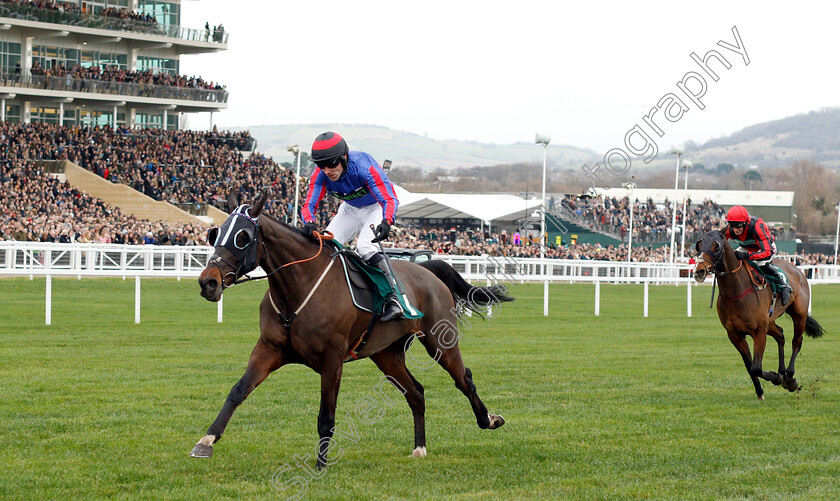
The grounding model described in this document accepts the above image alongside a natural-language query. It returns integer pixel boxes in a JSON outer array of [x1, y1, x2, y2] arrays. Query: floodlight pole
[[536, 133, 550, 316], [834, 203, 840, 269], [625, 183, 636, 264], [287, 145, 302, 226], [679, 161, 693, 259], [668, 146, 683, 269]]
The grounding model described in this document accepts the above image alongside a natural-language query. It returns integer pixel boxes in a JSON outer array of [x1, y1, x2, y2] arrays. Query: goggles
[[728, 221, 746, 229], [316, 157, 342, 169]]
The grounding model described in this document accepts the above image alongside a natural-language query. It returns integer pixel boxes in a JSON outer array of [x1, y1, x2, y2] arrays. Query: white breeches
[[326, 202, 383, 261], [735, 245, 774, 266]]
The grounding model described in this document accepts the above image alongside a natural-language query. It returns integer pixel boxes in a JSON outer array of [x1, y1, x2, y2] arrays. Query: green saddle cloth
[[746, 261, 789, 295], [329, 241, 424, 319]]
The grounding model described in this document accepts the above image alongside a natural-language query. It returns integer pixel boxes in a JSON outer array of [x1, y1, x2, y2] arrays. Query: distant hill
[[231, 109, 840, 172], [229, 124, 599, 170], [690, 108, 840, 169]]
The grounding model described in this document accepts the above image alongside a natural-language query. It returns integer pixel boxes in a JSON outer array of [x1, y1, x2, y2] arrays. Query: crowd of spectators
[[25, 61, 226, 93], [2, 0, 83, 15], [0, 158, 207, 245], [387, 225, 674, 262], [558, 195, 729, 244], [100, 6, 155, 24], [1, 0, 225, 42], [4, 0, 155, 26], [558, 194, 796, 244], [0, 120, 834, 265], [0, 122, 313, 218]]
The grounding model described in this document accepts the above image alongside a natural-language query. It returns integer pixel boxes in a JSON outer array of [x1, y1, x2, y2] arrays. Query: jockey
[[299, 131, 403, 321], [722, 205, 792, 306]]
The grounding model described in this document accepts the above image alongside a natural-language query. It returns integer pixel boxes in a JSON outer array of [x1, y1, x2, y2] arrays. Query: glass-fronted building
[[0, 0, 227, 129]]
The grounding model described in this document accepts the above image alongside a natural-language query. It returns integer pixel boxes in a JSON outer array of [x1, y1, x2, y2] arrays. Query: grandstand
[[0, 0, 226, 128]]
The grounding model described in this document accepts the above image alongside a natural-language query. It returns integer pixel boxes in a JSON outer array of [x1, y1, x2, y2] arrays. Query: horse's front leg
[[190, 340, 284, 458], [728, 331, 764, 399], [749, 329, 783, 388], [315, 358, 344, 470]]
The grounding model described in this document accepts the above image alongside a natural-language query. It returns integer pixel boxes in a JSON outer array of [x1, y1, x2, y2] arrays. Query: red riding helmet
[[726, 205, 750, 223], [311, 131, 349, 167]]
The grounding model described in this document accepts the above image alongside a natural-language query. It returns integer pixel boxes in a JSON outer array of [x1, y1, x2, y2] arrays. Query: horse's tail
[[805, 314, 825, 339], [418, 259, 514, 318]]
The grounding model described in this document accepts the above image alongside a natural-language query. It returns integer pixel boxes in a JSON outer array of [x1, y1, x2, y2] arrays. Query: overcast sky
[[180, 1, 839, 154]]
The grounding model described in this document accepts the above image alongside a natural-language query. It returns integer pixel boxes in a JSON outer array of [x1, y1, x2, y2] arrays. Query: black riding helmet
[[311, 131, 349, 169]]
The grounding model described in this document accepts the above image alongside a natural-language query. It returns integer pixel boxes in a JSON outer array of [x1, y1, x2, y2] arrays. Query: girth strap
[[344, 313, 380, 363], [721, 286, 755, 302]]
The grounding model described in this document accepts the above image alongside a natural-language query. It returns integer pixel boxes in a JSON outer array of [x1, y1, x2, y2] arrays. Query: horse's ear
[[226, 189, 240, 213], [250, 187, 269, 218], [207, 227, 219, 247], [694, 240, 701, 254]]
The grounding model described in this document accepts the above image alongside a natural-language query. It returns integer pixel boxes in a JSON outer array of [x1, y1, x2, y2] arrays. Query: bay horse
[[190, 191, 512, 466], [693, 230, 825, 399]]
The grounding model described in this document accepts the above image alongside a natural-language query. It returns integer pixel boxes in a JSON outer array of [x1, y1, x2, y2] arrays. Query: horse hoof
[[189, 443, 213, 458], [410, 446, 427, 458], [784, 379, 801, 392], [487, 414, 506, 429], [757, 394, 765, 401]]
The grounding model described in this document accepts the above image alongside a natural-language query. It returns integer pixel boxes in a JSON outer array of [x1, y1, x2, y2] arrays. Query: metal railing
[[0, 69, 229, 104], [3, 241, 839, 284], [0, 3, 228, 44]]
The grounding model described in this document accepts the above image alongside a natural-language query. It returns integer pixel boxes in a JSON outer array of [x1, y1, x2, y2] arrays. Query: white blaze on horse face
[[410, 446, 427, 458]]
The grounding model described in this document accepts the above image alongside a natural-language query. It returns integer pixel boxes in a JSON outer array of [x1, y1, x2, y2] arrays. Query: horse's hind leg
[[783, 307, 808, 392], [728, 331, 765, 399], [420, 335, 504, 430], [190, 340, 283, 458], [370, 341, 427, 457]]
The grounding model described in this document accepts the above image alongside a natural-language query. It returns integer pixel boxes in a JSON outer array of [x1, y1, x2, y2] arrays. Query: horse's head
[[199, 190, 268, 301], [693, 230, 727, 283]]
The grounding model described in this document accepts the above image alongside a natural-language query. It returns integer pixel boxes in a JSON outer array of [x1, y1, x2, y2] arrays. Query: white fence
[[2, 241, 838, 325]]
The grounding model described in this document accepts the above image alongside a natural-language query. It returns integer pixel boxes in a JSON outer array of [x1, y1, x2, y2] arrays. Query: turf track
[[1, 278, 839, 500]]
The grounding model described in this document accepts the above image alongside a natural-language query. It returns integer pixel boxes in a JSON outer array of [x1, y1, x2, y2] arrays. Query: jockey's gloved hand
[[371, 219, 391, 243], [299, 221, 319, 240], [734, 250, 750, 260]]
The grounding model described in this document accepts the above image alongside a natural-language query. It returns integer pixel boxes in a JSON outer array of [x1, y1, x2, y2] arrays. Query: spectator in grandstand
[[300, 131, 403, 321], [722, 205, 792, 305]]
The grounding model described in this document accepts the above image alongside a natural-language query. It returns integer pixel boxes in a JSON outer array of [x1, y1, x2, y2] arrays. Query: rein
[[699, 251, 754, 304], [237, 229, 337, 328], [230, 230, 334, 286], [710, 256, 766, 303]]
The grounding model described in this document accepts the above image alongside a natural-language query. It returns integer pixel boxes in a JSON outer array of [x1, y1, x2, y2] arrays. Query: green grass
[[1, 278, 840, 500]]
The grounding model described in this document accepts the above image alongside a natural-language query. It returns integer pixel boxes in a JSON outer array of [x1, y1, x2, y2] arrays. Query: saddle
[[328, 242, 424, 320], [745, 261, 789, 295]]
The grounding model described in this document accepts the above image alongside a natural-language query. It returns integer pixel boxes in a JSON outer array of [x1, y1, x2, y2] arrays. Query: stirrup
[[381, 298, 404, 322]]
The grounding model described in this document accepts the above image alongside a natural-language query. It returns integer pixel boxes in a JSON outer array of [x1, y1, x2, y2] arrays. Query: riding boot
[[373, 259, 404, 322], [762, 263, 792, 306]]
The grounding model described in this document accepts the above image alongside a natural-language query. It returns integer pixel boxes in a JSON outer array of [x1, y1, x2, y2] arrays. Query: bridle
[[697, 236, 761, 304], [210, 227, 335, 290], [697, 250, 743, 277]]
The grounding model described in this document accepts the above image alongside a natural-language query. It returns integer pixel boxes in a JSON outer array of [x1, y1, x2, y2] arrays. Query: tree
[[716, 163, 734, 175], [742, 170, 763, 190]]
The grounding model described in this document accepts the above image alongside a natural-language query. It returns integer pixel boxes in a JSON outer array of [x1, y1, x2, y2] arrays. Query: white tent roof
[[394, 185, 542, 223], [591, 188, 795, 207]]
